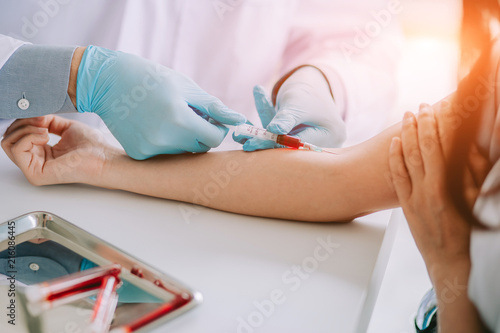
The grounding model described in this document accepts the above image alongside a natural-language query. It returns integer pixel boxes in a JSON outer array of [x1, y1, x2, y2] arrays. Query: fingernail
[[227, 112, 246, 124], [419, 103, 431, 114], [390, 137, 398, 151], [235, 117, 246, 125], [37, 127, 48, 133], [403, 112, 414, 122]]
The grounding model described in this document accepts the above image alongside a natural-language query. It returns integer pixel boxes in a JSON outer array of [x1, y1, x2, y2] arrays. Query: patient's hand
[[1, 115, 119, 185]]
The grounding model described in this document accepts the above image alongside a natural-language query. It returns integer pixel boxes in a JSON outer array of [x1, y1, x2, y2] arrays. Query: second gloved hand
[[241, 66, 346, 151], [77, 46, 246, 160]]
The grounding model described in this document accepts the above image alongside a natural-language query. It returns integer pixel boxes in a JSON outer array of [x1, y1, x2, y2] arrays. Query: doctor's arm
[[0, 35, 246, 159], [0, 39, 79, 120]]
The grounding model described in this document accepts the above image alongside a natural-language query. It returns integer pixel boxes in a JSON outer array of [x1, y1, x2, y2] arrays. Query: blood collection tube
[[88, 274, 121, 333], [25, 264, 122, 315], [109, 294, 191, 333]]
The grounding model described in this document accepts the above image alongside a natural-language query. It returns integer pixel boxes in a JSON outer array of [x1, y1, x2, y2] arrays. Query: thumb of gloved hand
[[239, 86, 281, 151], [253, 85, 277, 129]]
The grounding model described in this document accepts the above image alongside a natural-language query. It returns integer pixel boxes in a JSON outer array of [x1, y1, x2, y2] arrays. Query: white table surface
[[0, 145, 401, 333]]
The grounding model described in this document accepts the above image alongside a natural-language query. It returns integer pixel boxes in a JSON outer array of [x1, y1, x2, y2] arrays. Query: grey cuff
[[0, 44, 77, 119]]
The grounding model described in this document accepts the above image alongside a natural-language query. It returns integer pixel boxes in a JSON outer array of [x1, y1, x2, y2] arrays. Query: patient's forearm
[[96, 123, 401, 222], [91, 92, 454, 221]]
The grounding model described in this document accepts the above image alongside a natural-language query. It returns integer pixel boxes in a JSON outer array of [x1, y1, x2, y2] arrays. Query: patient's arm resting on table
[[99, 136, 400, 222], [113, 92, 481, 221], [3, 92, 467, 222], [1, 114, 400, 222]]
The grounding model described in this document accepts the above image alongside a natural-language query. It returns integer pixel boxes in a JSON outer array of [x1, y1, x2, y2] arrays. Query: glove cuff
[[76, 45, 117, 113], [271, 65, 335, 106]]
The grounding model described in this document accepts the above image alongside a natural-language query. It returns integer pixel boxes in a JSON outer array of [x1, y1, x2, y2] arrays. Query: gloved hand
[[236, 66, 346, 151], [77, 46, 246, 160]]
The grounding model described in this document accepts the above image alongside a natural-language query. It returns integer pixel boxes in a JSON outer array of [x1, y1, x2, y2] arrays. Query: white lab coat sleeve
[[0, 35, 27, 137], [0, 119, 15, 138], [0, 37, 77, 127], [0, 34, 28, 69], [278, 1, 403, 145]]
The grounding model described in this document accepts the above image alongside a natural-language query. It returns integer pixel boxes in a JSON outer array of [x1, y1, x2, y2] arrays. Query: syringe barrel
[[276, 135, 301, 149], [233, 124, 278, 141]]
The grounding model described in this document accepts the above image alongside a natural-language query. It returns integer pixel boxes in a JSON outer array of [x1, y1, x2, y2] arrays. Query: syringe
[[188, 105, 336, 154], [231, 124, 336, 154]]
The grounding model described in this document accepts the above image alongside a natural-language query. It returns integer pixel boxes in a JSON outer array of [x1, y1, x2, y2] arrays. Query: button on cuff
[[18, 98, 30, 110]]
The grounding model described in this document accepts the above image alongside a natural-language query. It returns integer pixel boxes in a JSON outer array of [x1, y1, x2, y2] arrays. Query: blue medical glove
[[241, 66, 346, 151], [77, 46, 246, 160]]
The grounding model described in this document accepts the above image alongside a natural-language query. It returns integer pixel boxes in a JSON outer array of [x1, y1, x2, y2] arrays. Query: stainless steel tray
[[0, 211, 202, 333]]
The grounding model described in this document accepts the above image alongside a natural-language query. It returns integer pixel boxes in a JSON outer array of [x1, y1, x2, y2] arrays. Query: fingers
[[266, 110, 300, 135], [400, 112, 424, 181], [232, 120, 255, 145], [187, 89, 246, 126], [416, 104, 445, 179], [121, 102, 231, 159], [253, 85, 276, 128], [172, 71, 246, 125], [432, 97, 455, 160], [390, 104, 448, 202], [5, 117, 48, 137], [10, 131, 50, 173], [253, 83, 346, 148], [242, 138, 280, 151], [1, 126, 50, 183], [389, 137, 412, 200], [35, 115, 73, 137], [182, 104, 230, 150], [5, 115, 73, 137], [2, 125, 49, 162]]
